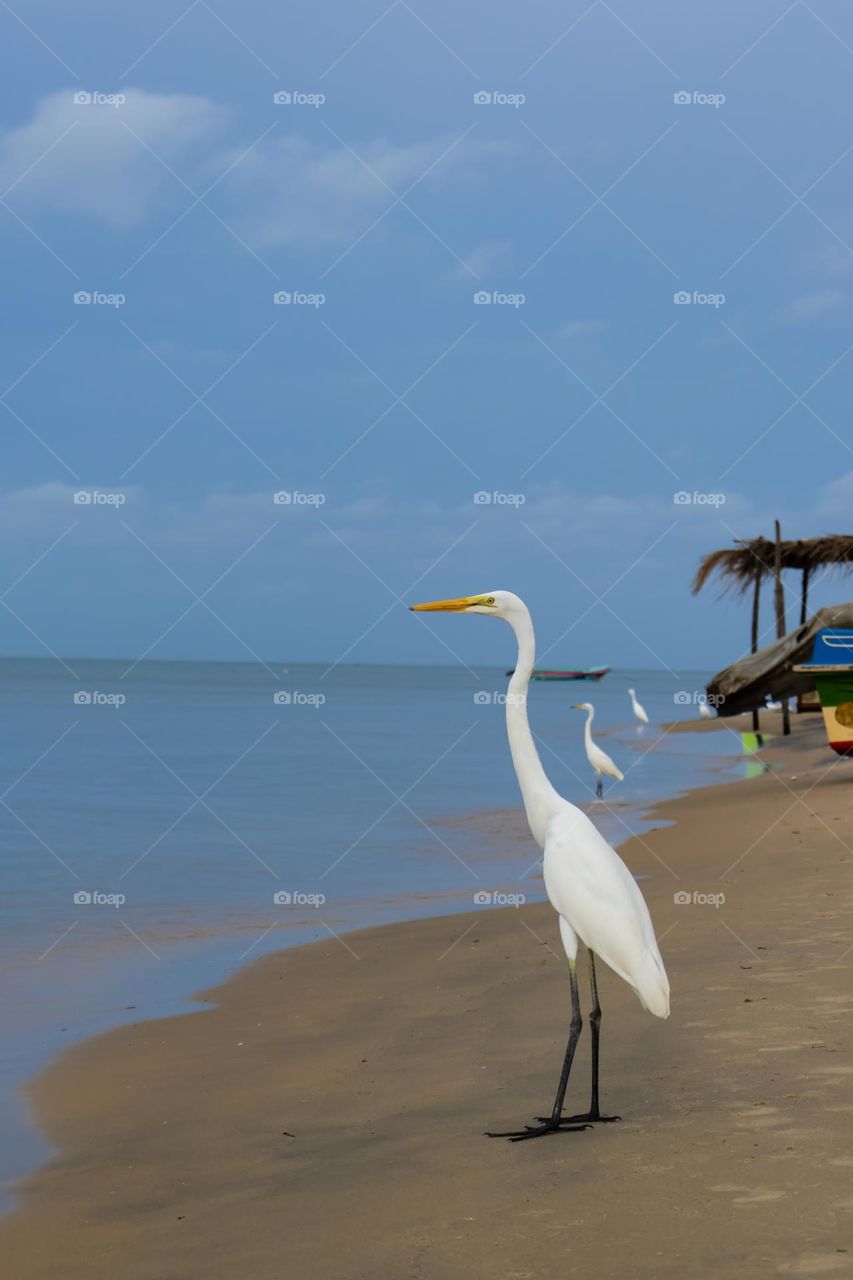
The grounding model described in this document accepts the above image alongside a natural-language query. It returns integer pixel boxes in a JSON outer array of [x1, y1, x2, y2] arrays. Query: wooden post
[[800, 565, 810, 626], [751, 564, 761, 734], [774, 519, 791, 736]]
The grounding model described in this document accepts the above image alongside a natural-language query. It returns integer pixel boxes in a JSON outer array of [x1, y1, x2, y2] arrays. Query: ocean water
[[1, 657, 741, 1202]]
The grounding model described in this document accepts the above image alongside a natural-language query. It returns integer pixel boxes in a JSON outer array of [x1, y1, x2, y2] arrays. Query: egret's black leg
[[595, 777, 603, 799], [486, 959, 590, 1141], [544, 952, 621, 1125]]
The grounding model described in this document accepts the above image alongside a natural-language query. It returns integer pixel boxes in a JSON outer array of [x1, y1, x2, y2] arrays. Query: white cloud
[[0, 89, 226, 227], [450, 238, 512, 279], [558, 319, 605, 339], [776, 289, 845, 326], [0, 92, 514, 250], [218, 134, 514, 249]]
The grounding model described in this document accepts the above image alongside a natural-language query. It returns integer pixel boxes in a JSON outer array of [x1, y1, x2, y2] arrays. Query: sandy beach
[[3, 713, 853, 1279]]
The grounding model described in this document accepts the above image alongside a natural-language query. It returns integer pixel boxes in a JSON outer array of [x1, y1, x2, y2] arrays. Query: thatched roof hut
[[694, 532, 853, 728], [693, 534, 853, 620]]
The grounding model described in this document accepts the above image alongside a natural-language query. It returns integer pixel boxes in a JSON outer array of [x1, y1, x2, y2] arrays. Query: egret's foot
[[537, 1112, 621, 1125], [486, 1118, 591, 1141]]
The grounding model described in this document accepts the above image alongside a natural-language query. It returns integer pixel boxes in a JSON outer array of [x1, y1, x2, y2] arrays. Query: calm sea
[[1, 657, 742, 1202]]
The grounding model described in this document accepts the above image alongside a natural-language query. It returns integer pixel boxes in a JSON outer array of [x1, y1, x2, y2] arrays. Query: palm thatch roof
[[692, 535, 853, 597]]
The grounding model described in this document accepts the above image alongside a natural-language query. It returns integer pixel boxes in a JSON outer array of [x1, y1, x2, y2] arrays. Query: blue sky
[[3, 0, 853, 670]]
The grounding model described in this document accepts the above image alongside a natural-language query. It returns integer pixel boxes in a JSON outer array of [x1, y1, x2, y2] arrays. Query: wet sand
[[3, 714, 853, 1279]]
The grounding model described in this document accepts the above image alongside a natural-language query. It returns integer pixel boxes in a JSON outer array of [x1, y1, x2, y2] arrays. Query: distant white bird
[[628, 687, 649, 724], [410, 591, 669, 1141], [699, 700, 714, 719], [573, 701, 624, 798]]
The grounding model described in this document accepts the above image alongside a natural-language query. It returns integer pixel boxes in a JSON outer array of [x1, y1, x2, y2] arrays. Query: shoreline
[[5, 715, 853, 1276], [0, 711, 743, 1205]]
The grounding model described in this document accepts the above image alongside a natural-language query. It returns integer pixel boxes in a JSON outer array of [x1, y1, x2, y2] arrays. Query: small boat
[[504, 666, 611, 681]]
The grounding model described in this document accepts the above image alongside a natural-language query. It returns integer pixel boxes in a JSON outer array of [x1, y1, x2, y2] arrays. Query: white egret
[[573, 701, 624, 798], [628, 687, 649, 724], [410, 592, 670, 1141], [699, 700, 714, 719]]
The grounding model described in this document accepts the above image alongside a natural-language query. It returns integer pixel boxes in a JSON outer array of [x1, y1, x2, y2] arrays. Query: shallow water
[[1, 657, 740, 1203]]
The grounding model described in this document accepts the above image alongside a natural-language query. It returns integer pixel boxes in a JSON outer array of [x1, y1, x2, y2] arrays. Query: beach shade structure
[[705, 603, 853, 716], [693, 531, 853, 733], [410, 592, 669, 1140], [693, 534, 853, 626], [793, 629, 853, 756]]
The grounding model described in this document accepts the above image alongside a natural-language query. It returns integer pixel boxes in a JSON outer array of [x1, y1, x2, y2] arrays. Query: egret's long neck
[[506, 610, 561, 844], [583, 705, 595, 752]]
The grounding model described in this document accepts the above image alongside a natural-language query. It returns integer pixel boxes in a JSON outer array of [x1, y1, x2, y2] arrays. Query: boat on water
[[504, 666, 611, 681]]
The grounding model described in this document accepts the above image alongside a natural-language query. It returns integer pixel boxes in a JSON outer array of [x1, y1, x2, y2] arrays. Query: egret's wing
[[542, 806, 669, 1017], [588, 743, 623, 781]]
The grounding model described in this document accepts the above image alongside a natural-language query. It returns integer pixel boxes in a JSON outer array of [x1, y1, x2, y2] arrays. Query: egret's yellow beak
[[571, 704, 584, 710], [409, 595, 480, 612]]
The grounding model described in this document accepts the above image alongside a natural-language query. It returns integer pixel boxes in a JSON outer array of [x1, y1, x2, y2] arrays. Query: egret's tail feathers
[[614, 766, 625, 782], [633, 949, 670, 1019]]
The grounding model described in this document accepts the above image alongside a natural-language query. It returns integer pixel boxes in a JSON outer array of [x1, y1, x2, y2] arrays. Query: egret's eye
[[486, 596, 495, 605]]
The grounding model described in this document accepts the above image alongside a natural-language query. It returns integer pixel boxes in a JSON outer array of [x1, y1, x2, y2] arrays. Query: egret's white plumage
[[699, 700, 714, 719], [628, 687, 649, 724], [573, 701, 623, 798], [409, 590, 670, 1134]]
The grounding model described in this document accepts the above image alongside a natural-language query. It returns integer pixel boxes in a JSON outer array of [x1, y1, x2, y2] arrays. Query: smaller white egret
[[628, 687, 649, 724], [699, 700, 714, 719], [573, 702, 624, 798]]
